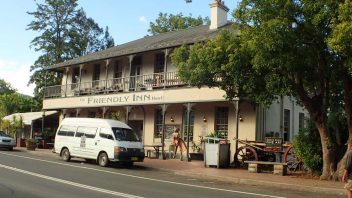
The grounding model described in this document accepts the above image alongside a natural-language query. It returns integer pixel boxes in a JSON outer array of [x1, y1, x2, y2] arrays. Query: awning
[[3, 111, 58, 125]]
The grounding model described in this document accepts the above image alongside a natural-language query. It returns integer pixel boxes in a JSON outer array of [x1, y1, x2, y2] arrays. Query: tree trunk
[[331, 74, 352, 180], [315, 120, 334, 180], [332, 152, 347, 181]]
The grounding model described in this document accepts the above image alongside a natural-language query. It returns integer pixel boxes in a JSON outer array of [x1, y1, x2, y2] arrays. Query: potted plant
[[190, 137, 204, 160], [25, 139, 37, 151]]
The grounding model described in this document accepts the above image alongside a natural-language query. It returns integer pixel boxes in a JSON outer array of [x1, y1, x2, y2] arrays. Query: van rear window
[[57, 125, 76, 137], [112, 127, 140, 142]]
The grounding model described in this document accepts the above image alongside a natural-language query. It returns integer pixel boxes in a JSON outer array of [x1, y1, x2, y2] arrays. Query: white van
[[54, 118, 144, 167]]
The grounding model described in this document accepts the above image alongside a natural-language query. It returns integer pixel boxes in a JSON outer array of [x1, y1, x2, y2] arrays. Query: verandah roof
[[3, 111, 58, 125]]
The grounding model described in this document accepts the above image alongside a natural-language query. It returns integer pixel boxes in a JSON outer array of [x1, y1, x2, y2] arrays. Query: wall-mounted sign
[[43, 87, 228, 109], [83, 93, 163, 105]]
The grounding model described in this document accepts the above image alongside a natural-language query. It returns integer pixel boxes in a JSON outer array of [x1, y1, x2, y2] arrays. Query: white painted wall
[[264, 96, 308, 142]]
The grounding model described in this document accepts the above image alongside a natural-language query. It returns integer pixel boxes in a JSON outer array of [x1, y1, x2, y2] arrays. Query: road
[[0, 149, 343, 198]]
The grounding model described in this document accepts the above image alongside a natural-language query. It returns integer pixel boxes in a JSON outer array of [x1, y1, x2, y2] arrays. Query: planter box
[[204, 137, 230, 168]]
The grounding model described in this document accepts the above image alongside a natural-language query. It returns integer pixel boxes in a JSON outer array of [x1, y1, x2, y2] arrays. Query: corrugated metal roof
[[48, 23, 233, 70], [3, 111, 58, 125]]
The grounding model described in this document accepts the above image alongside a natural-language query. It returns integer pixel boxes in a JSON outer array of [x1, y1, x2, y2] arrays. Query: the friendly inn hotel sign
[[43, 88, 228, 109]]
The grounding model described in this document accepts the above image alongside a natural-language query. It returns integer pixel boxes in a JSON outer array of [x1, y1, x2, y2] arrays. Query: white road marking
[[0, 152, 286, 198], [0, 163, 143, 198]]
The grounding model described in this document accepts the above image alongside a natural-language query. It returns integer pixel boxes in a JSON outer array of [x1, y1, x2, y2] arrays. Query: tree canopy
[[27, 0, 115, 104], [172, 0, 351, 179], [148, 12, 209, 35], [0, 79, 16, 95]]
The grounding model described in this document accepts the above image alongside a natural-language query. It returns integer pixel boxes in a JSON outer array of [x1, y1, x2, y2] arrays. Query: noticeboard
[[264, 137, 283, 151]]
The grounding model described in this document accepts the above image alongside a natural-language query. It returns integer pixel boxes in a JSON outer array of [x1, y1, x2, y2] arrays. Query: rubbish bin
[[204, 137, 230, 168]]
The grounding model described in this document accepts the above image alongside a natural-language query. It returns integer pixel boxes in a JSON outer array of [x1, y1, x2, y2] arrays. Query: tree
[[172, 0, 349, 179], [0, 79, 16, 94], [27, 0, 115, 105], [102, 26, 115, 50], [0, 93, 36, 115], [148, 12, 209, 35]]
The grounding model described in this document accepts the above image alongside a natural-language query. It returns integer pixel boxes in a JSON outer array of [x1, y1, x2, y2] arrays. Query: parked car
[[0, 131, 16, 151]]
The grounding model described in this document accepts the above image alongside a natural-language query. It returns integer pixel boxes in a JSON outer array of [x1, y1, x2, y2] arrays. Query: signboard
[[80, 136, 86, 148], [43, 87, 228, 109], [264, 137, 283, 152]]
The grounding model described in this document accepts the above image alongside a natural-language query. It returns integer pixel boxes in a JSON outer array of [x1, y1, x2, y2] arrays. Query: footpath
[[16, 147, 345, 196]]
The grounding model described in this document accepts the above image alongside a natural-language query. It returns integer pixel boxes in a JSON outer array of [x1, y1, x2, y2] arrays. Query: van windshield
[[112, 127, 140, 142]]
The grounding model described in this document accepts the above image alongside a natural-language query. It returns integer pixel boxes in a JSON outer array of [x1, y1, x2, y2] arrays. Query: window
[[299, 113, 305, 132], [72, 68, 80, 83], [154, 109, 163, 138], [100, 128, 114, 140], [130, 56, 141, 76], [114, 60, 122, 79], [112, 127, 140, 141], [132, 56, 142, 66], [57, 125, 76, 137], [93, 64, 100, 81], [182, 110, 194, 141], [215, 107, 229, 138], [283, 109, 290, 141], [76, 127, 97, 139], [154, 53, 165, 73]]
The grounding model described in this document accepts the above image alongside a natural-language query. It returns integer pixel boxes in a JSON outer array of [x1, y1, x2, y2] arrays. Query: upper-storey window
[[93, 64, 100, 81], [154, 53, 165, 73], [114, 60, 122, 78], [131, 56, 141, 76], [72, 67, 79, 83]]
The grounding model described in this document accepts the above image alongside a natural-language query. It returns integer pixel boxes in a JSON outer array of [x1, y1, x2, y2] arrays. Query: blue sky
[[0, 0, 238, 96]]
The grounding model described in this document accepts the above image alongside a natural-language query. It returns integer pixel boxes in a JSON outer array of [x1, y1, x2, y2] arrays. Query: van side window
[[77, 127, 97, 139], [57, 125, 76, 136], [99, 128, 114, 140]]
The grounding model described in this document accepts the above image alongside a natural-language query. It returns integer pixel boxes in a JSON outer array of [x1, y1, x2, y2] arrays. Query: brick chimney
[[209, 0, 229, 30]]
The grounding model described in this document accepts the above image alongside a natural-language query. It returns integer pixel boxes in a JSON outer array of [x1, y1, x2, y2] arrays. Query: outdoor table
[[144, 143, 162, 158]]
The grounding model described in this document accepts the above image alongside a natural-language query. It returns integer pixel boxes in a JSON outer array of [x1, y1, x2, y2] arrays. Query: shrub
[[293, 121, 323, 175]]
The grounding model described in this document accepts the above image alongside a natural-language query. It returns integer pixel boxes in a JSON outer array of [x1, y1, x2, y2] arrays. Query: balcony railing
[[44, 71, 185, 98]]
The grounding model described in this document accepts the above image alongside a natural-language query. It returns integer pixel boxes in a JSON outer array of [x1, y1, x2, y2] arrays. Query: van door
[[75, 126, 98, 158], [95, 127, 115, 159]]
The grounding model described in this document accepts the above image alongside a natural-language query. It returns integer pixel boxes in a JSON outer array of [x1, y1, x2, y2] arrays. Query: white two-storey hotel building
[[43, 1, 307, 160]]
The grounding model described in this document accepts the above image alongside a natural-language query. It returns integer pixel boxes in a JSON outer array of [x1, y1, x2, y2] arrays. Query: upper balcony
[[44, 71, 185, 98]]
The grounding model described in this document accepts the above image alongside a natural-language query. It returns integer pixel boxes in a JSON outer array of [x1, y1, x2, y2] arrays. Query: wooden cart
[[233, 137, 305, 173]]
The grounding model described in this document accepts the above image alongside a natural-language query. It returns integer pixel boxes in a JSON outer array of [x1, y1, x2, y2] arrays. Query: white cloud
[[0, 59, 34, 96], [139, 16, 147, 23]]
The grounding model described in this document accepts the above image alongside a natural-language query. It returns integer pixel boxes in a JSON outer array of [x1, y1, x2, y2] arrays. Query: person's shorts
[[345, 180, 352, 190]]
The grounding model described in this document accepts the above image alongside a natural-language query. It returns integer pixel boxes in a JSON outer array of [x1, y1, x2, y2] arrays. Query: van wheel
[[98, 152, 109, 167], [62, 148, 71, 162]]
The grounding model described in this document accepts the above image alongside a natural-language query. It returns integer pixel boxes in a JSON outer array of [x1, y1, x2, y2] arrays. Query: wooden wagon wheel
[[284, 146, 305, 173], [233, 146, 258, 168]]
